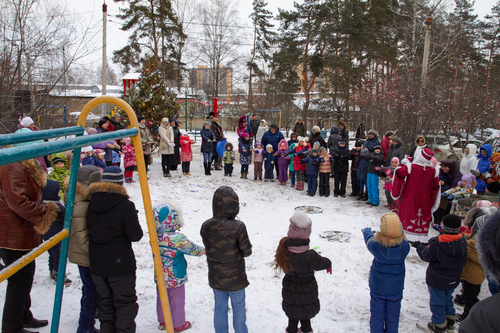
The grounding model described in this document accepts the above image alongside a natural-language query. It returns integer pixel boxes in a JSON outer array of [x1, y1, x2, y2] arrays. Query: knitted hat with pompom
[[288, 211, 312, 240]]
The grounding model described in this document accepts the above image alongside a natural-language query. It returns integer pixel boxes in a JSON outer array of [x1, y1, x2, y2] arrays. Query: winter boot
[[362, 193, 369, 201], [445, 316, 456, 332], [427, 322, 446, 333], [240, 172, 244, 179], [163, 170, 171, 178], [204, 163, 211, 176], [357, 192, 363, 200], [245, 172, 249, 179], [174, 321, 192, 332]]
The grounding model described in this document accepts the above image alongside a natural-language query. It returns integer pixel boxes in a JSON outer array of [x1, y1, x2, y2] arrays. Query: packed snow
[[0, 131, 491, 332]]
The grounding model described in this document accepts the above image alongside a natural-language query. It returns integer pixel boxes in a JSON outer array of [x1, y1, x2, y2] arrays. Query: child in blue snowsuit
[[263, 144, 275, 181], [414, 214, 467, 332], [362, 213, 410, 333], [360, 145, 384, 206], [299, 149, 320, 196]]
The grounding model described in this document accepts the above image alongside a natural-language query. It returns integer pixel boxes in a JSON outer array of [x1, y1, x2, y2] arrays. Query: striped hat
[[101, 166, 124, 185]]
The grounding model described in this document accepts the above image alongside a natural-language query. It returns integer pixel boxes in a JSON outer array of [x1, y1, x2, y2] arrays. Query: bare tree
[[0, 0, 100, 132], [196, 0, 243, 100]]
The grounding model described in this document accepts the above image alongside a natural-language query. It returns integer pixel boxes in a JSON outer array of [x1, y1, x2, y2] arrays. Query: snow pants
[[279, 164, 288, 183], [334, 171, 347, 196], [254, 162, 262, 179], [370, 290, 402, 333], [265, 168, 274, 180], [319, 172, 330, 197], [157, 285, 186, 328], [350, 170, 359, 195], [92, 274, 138, 333], [428, 286, 455, 326], [224, 163, 234, 176], [307, 175, 317, 196], [367, 173, 380, 205]]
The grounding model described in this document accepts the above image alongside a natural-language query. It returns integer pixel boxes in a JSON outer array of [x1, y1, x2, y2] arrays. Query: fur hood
[[89, 182, 128, 197], [21, 159, 47, 188], [478, 211, 500, 282], [64, 180, 90, 201], [374, 231, 406, 247]]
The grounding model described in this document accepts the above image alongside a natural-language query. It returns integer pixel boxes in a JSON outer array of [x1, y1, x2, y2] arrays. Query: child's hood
[[88, 182, 128, 212], [212, 186, 239, 219], [154, 203, 183, 234], [278, 139, 289, 150], [51, 152, 68, 168], [465, 143, 477, 157]]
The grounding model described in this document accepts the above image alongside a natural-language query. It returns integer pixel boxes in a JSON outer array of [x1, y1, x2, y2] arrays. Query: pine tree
[[247, 0, 275, 113], [124, 58, 180, 127]]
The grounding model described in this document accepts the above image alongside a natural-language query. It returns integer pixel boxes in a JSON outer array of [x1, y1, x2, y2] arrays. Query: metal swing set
[[0, 96, 177, 333]]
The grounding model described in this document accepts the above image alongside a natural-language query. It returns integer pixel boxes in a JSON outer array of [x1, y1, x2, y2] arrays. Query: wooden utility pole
[[421, 17, 432, 87], [102, 1, 107, 116]]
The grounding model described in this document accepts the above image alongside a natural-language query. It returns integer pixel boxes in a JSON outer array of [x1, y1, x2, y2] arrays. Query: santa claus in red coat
[[391, 148, 440, 242]]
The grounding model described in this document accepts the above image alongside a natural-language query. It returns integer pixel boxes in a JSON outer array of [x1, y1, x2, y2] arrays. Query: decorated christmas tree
[[124, 57, 180, 128]]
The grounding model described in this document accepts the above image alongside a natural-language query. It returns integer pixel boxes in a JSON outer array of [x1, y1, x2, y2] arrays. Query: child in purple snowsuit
[[154, 203, 205, 332], [274, 139, 289, 185]]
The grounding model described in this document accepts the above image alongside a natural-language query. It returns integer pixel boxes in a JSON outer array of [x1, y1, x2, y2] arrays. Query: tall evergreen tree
[[112, 0, 186, 85], [247, 0, 275, 113]]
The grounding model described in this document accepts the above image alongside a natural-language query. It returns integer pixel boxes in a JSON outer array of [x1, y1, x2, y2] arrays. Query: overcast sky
[[64, 0, 495, 79]]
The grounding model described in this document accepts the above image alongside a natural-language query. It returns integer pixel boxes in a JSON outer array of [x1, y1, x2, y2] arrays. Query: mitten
[[447, 195, 454, 200], [169, 142, 175, 147], [374, 166, 381, 171], [326, 268, 332, 275], [441, 192, 448, 197], [411, 241, 422, 248]]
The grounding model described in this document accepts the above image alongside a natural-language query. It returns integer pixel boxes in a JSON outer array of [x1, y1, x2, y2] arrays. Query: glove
[[361, 227, 372, 234], [326, 268, 332, 275], [169, 142, 175, 147], [432, 224, 442, 232], [374, 166, 381, 171], [447, 195, 454, 200], [411, 241, 422, 249], [441, 192, 448, 197]]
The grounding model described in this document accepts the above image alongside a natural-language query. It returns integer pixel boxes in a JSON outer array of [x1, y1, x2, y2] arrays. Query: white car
[[474, 128, 500, 141]]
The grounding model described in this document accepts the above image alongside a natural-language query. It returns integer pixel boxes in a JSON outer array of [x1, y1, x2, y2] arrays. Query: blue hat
[[43, 179, 61, 201], [101, 166, 124, 185]]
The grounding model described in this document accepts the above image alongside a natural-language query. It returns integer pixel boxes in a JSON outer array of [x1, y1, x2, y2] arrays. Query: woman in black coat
[[169, 118, 181, 171]]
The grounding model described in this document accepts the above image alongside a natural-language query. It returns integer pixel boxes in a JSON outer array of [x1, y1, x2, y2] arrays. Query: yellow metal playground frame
[[0, 96, 175, 333]]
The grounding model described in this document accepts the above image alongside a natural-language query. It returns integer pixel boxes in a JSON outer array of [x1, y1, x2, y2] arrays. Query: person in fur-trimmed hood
[[65, 165, 102, 333], [362, 213, 410, 333], [274, 211, 332, 333], [0, 158, 59, 332], [459, 210, 500, 332], [87, 166, 143, 333]]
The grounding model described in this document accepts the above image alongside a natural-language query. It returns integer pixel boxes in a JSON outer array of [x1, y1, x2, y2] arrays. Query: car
[[432, 138, 482, 162], [474, 128, 500, 141]]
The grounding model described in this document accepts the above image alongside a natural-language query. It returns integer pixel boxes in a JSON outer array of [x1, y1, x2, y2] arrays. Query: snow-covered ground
[[0, 131, 491, 332]]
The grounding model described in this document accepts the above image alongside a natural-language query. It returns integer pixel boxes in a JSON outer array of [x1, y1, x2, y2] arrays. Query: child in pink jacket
[[122, 137, 137, 183]]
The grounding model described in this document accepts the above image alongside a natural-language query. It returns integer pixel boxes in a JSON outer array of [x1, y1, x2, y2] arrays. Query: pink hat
[[421, 147, 434, 160], [476, 200, 493, 208], [391, 157, 400, 164], [288, 211, 312, 240]]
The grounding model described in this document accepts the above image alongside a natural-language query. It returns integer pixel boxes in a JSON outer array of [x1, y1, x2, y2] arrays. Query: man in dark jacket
[[200, 186, 252, 333], [293, 119, 307, 138], [308, 126, 326, 149], [0, 159, 58, 333], [327, 126, 342, 155], [87, 166, 143, 333], [459, 210, 500, 333], [414, 214, 467, 333], [261, 124, 285, 177], [384, 136, 405, 167], [332, 140, 350, 197], [249, 114, 260, 144], [363, 129, 381, 153], [110, 113, 125, 131]]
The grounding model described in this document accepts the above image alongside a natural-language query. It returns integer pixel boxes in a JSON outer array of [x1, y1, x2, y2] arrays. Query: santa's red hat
[[421, 148, 434, 160]]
